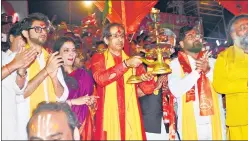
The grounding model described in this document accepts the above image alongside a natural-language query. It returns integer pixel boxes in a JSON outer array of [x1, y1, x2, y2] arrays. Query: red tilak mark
[[117, 27, 121, 34], [40, 23, 45, 27]]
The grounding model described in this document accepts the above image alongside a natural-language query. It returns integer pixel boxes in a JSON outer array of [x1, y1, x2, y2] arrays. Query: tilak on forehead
[[39, 22, 46, 27], [117, 26, 122, 34], [31, 114, 59, 135], [186, 29, 196, 35]]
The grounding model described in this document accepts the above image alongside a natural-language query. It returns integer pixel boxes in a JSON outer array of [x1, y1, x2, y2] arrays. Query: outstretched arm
[[91, 53, 128, 87], [136, 64, 156, 94]]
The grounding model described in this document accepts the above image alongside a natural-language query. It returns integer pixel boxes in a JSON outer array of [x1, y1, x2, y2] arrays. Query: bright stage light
[[12, 13, 19, 23], [216, 40, 220, 46], [83, 1, 93, 7], [13, 13, 19, 17]]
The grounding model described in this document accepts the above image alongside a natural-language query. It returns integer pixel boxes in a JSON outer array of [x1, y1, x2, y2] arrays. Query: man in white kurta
[[2, 22, 37, 139], [2, 50, 25, 140], [168, 55, 226, 140], [167, 26, 226, 140]]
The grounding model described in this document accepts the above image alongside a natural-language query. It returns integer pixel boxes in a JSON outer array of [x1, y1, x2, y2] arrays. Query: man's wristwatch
[[17, 70, 27, 78]]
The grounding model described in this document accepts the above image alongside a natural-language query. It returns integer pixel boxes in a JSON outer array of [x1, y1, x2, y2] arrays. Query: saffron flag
[[217, 0, 248, 15], [94, 1, 158, 34]]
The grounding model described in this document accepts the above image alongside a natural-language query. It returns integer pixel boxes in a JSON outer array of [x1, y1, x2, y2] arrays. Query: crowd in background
[[1, 11, 248, 140]]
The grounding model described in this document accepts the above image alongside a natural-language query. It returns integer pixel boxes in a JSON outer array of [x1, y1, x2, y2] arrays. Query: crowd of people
[[1, 12, 248, 140]]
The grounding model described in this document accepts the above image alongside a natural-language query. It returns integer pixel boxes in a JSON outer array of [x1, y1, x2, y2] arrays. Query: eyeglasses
[[184, 33, 201, 40], [110, 34, 125, 39], [28, 26, 48, 33]]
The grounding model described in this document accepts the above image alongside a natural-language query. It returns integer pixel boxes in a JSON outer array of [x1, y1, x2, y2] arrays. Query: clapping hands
[[195, 51, 211, 73], [13, 47, 38, 70]]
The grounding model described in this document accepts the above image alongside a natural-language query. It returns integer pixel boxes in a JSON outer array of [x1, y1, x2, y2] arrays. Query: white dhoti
[[146, 118, 169, 140], [196, 123, 212, 140]]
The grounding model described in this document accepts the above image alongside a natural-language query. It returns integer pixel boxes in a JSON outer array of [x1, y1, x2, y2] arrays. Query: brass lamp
[[127, 8, 172, 84]]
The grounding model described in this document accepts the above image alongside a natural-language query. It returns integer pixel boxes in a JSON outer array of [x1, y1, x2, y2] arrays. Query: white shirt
[[15, 50, 69, 140], [168, 55, 225, 140], [2, 50, 26, 140]]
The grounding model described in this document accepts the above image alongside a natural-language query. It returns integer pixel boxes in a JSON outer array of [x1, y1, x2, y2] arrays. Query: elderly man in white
[[139, 28, 177, 140], [168, 26, 226, 140]]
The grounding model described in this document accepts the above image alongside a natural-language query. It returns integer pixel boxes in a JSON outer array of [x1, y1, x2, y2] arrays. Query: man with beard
[[168, 26, 225, 140], [213, 14, 248, 140], [91, 23, 156, 140], [16, 13, 69, 140]]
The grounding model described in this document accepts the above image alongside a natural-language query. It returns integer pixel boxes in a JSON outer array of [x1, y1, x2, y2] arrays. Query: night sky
[[28, 0, 233, 24], [27, 0, 174, 25], [28, 1, 102, 25]]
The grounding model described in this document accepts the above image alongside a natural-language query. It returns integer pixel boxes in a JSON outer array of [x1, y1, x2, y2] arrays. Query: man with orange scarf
[[91, 23, 156, 140], [168, 26, 226, 140], [213, 14, 248, 140]]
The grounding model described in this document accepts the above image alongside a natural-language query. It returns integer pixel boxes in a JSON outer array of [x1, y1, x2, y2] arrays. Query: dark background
[[28, 0, 234, 41], [28, 0, 234, 25]]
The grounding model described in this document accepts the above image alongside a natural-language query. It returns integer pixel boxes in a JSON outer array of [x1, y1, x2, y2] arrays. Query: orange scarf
[[103, 49, 144, 140], [178, 51, 223, 140], [178, 51, 214, 116], [162, 86, 176, 140]]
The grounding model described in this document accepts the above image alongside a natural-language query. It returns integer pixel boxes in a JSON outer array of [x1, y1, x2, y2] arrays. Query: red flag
[[94, 1, 158, 34], [217, 1, 248, 15]]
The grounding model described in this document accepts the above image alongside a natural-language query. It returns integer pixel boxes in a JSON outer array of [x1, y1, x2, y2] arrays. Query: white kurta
[[2, 50, 27, 140], [16, 50, 69, 140], [168, 55, 226, 140]]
